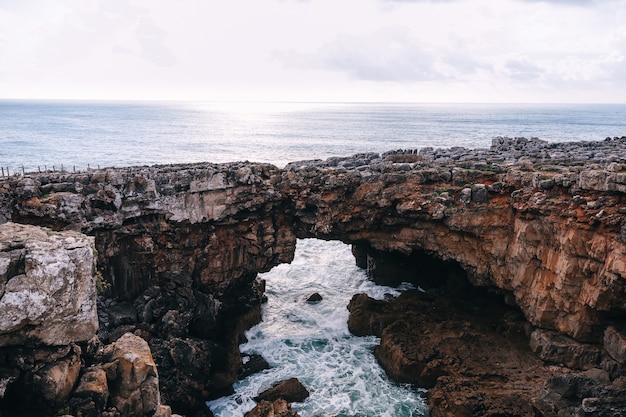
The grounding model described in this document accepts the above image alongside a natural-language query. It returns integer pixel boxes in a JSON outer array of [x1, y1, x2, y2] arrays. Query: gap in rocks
[[351, 241, 515, 306]]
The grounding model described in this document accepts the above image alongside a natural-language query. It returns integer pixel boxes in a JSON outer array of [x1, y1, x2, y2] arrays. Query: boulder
[[604, 326, 626, 365], [238, 354, 270, 380], [305, 292, 322, 303], [71, 366, 109, 413], [0, 222, 98, 346], [245, 399, 300, 417], [103, 332, 168, 417], [255, 378, 309, 403]]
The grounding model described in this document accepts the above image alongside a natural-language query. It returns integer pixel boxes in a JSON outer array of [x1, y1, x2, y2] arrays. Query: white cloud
[[0, 0, 625, 102]]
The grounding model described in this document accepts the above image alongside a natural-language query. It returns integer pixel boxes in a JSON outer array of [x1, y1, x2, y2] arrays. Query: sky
[[0, 0, 625, 103]]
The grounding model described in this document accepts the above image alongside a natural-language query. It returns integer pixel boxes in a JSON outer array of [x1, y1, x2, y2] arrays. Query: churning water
[[207, 239, 425, 417]]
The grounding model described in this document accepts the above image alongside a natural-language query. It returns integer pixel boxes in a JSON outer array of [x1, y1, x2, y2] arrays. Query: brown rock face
[[3, 138, 626, 415]]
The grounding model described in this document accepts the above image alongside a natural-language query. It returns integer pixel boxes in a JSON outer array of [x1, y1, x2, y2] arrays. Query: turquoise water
[[1, 101, 625, 173], [207, 239, 425, 417]]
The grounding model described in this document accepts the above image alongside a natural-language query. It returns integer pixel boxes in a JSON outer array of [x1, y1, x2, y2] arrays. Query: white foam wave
[[207, 239, 427, 417]]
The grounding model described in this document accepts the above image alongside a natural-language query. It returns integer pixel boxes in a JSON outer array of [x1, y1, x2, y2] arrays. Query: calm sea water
[[1, 101, 625, 173], [3, 101, 625, 416]]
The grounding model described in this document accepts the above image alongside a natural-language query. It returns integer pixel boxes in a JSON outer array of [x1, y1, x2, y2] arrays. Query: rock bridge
[[3, 137, 626, 416]]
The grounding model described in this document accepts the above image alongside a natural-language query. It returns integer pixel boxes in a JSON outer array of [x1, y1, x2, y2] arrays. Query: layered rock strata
[[1, 137, 626, 416]]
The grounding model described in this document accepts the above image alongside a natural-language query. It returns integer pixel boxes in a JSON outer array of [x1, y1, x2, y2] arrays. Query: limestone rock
[[5, 138, 626, 415], [103, 332, 164, 417], [0, 222, 98, 346]]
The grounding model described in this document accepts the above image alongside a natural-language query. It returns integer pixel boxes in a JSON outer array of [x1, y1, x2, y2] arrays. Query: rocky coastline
[[2, 136, 626, 416]]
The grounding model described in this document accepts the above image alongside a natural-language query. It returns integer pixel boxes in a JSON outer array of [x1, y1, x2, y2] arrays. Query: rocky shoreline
[[2, 136, 626, 416]]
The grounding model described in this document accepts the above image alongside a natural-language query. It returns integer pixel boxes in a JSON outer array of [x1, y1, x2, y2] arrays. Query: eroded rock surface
[[2, 137, 626, 416], [0, 222, 98, 346]]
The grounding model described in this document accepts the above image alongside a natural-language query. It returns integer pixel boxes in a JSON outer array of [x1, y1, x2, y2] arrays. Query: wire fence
[[0, 164, 106, 178]]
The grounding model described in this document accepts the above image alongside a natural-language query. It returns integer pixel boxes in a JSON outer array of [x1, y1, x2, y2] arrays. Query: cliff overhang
[[2, 136, 626, 416]]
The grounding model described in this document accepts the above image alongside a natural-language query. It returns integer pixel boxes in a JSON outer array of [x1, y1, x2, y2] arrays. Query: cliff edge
[[1, 136, 626, 416]]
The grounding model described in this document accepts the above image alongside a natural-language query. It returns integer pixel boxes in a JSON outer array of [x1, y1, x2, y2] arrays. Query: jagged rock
[[533, 371, 626, 417], [244, 399, 300, 417], [103, 332, 166, 417], [33, 343, 82, 410], [305, 292, 322, 303], [346, 293, 394, 337], [4, 138, 626, 416], [0, 222, 98, 346], [350, 288, 554, 416], [148, 336, 215, 416], [529, 329, 602, 370], [0, 344, 82, 415], [70, 366, 109, 416], [238, 354, 270, 380], [604, 326, 626, 365], [255, 378, 309, 403]]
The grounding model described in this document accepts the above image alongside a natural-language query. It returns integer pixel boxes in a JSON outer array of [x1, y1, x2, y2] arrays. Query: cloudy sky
[[0, 0, 624, 102]]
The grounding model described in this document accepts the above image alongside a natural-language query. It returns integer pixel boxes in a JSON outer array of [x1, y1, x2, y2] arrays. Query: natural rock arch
[[2, 137, 626, 416]]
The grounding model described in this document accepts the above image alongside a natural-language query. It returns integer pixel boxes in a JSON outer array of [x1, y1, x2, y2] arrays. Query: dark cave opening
[[351, 241, 471, 296]]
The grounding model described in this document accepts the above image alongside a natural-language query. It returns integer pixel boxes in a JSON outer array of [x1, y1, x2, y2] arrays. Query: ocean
[[2, 101, 625, 416], [2, 101, 625, 174]]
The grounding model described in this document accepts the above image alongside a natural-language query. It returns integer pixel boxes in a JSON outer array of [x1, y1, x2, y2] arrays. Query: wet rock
[[238, 354, 270, 380], [349, 288, 553, 417], [244, 399, 300, 417], [255, 378, 310, 403], [305, 292, 322, 303], [346, 293, 394, 337]]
